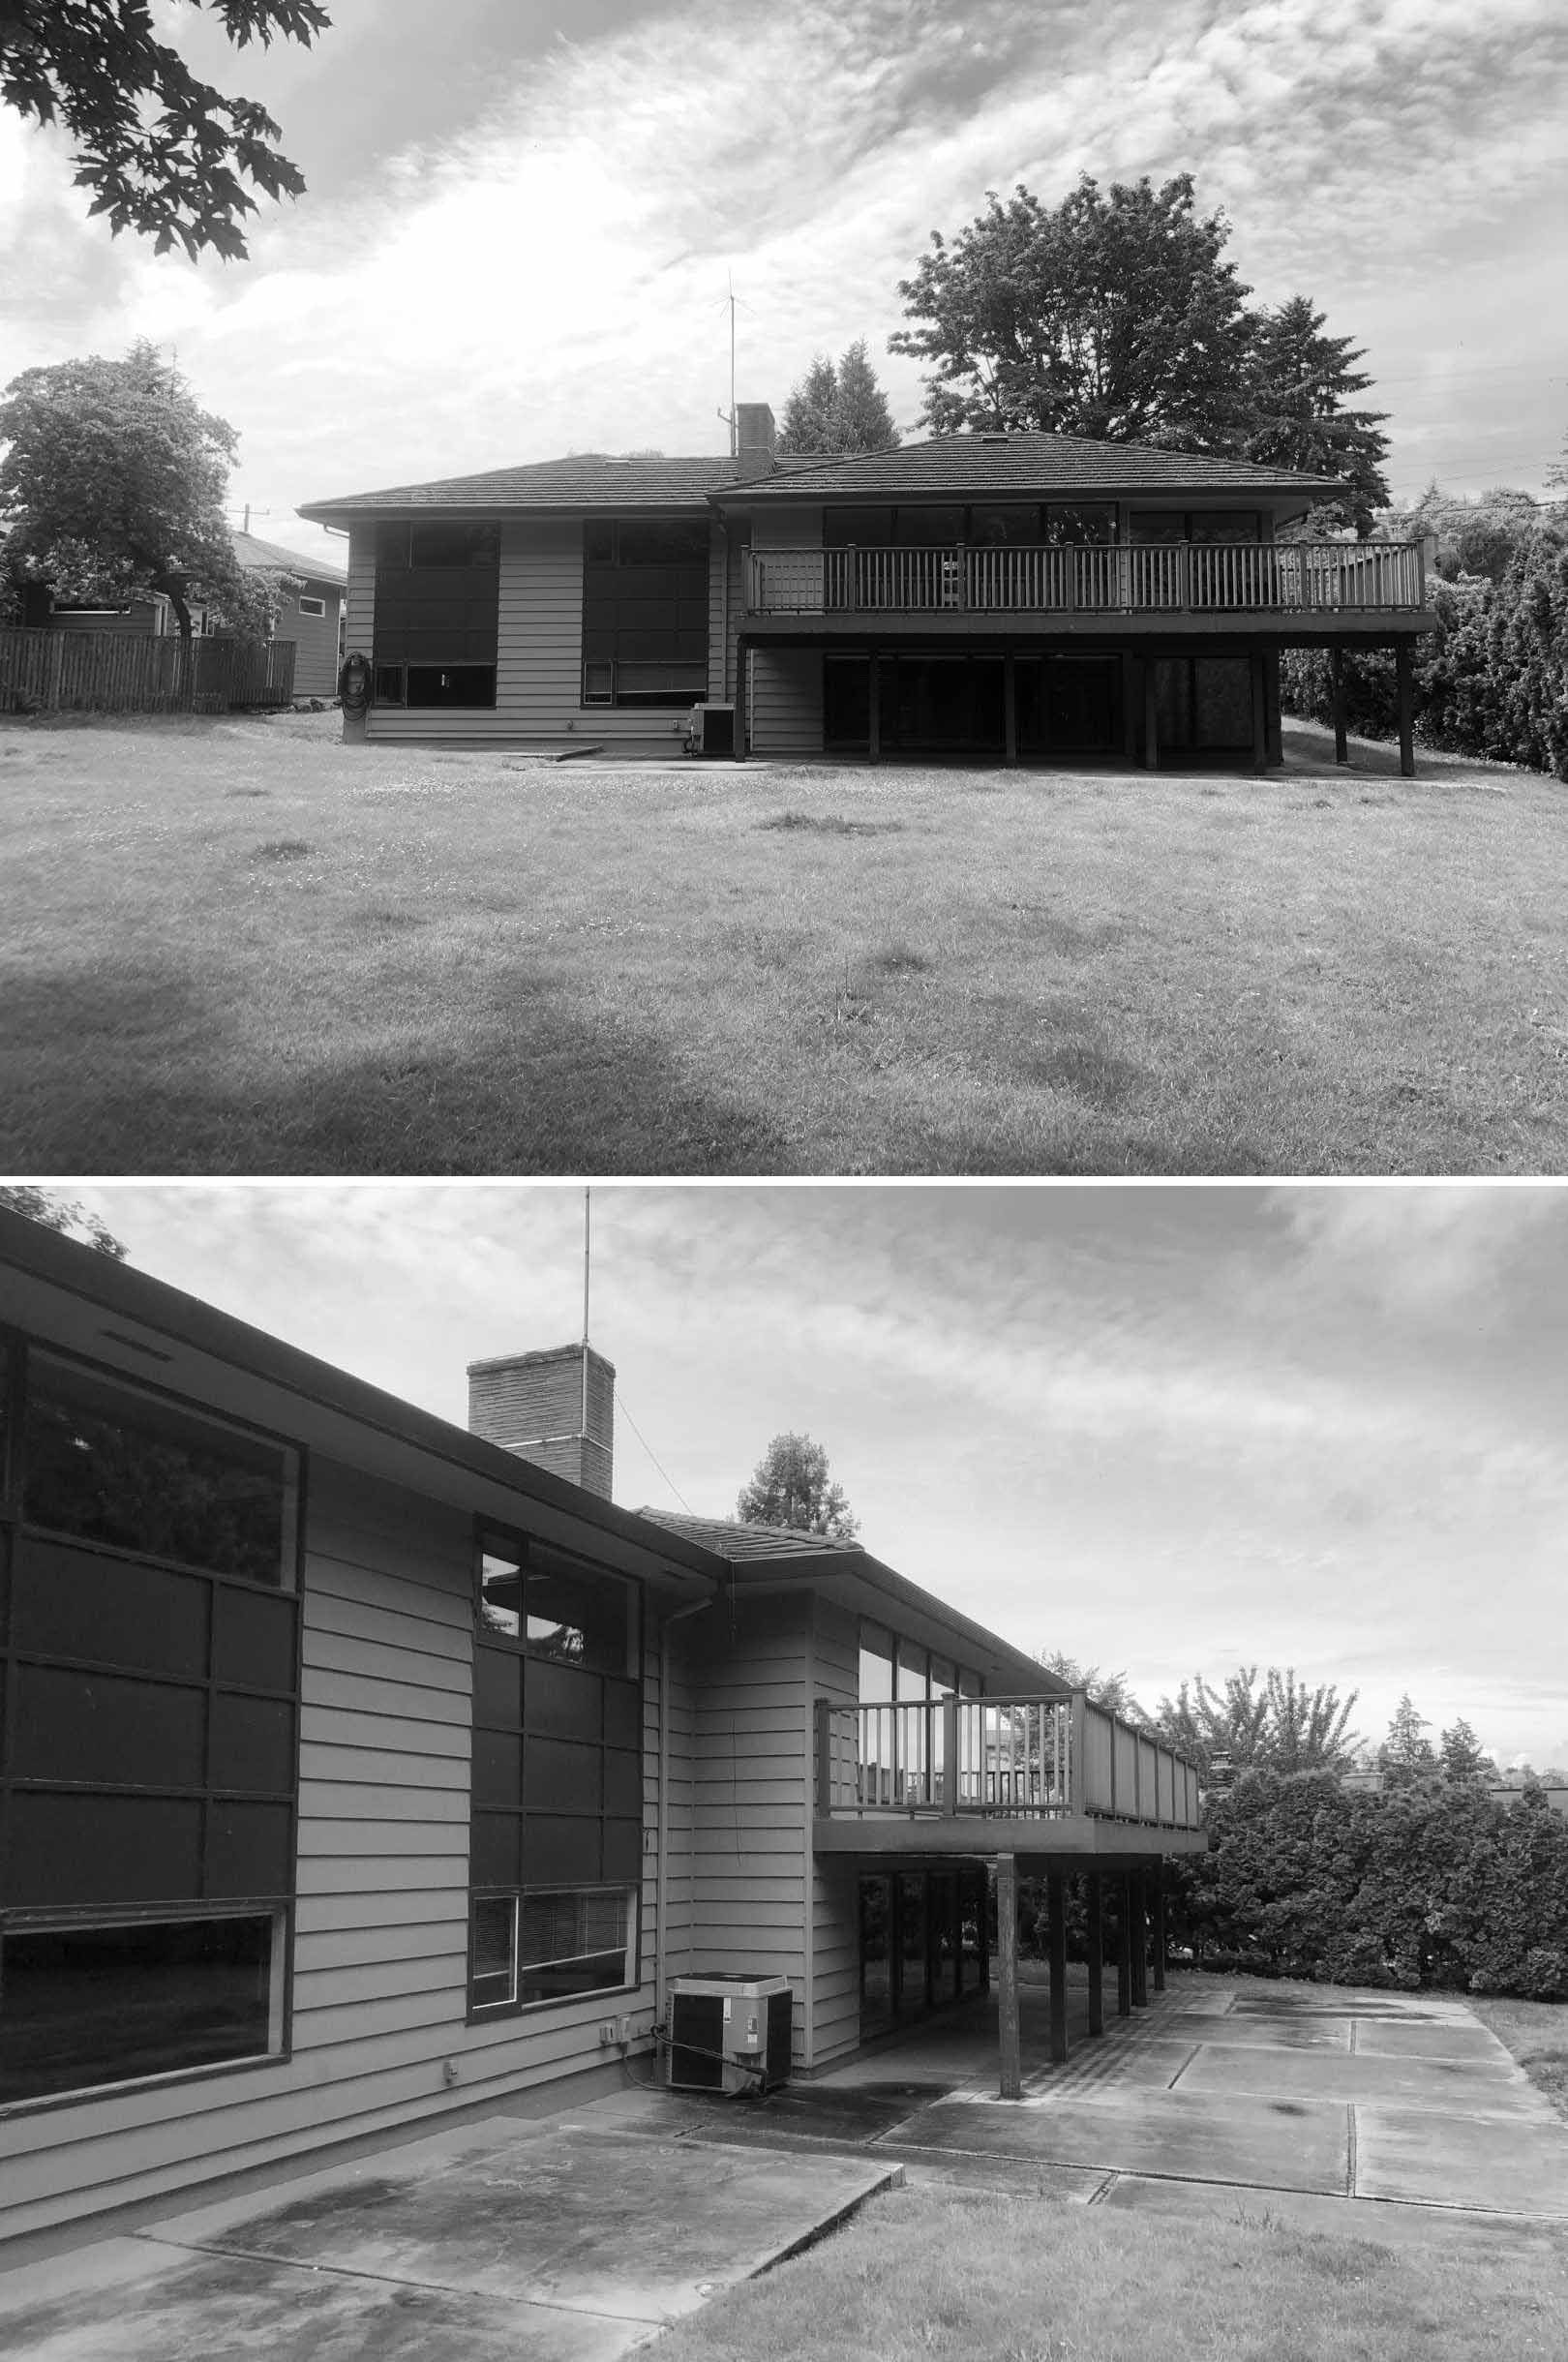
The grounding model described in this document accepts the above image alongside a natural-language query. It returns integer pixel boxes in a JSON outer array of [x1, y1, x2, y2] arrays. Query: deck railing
[[745, 541, 1427, 620], [815, 1692, 1202, 1831]]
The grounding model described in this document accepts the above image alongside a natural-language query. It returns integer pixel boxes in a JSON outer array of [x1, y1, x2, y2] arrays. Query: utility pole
[[716, 279, 738, 457], [581, 1187, 591, 1440]]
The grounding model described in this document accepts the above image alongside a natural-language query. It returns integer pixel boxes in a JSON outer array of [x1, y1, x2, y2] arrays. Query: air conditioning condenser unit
[[668, 1973, 793, 2094]]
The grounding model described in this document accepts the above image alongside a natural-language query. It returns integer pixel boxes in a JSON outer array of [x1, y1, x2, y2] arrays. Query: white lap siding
[[0, 1459, 661, 2243], [366, 518, 708, 757], [748, 647, 824, 757], [808, 1600, 864, 2067]]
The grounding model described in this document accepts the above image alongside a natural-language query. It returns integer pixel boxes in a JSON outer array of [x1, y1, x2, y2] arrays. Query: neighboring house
[[299, 404, 1437, 769], [38, 535, 346, 702], [230, 529, 347, 701], [0, 1212, 1202, 2244]]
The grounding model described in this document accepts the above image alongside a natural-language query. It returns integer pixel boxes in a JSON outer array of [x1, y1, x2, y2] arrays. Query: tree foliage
[[736, 1432, 859, 1538], [1038, 1651, 1144, 1722], [1379, 1692, 1437, 1781], [776, 340, 900, 458], [1155, 1666, 1361, 1779], [1169, 1765, 1568, 1999], [890, 175, 1388, 533], [0, 341, 289, 639], [0, 1186, 128, 1258], [1282, 511, 1568, 779], [1, 0, 331, 259]]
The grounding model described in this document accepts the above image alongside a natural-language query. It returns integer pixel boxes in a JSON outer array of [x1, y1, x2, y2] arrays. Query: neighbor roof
[[299, 454, 736, 523], [232, 528, 346, 585], [717, 432, 1345, 503]]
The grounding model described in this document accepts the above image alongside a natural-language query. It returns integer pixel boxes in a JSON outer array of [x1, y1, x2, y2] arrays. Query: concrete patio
[[2, 1974, 1564, 2359]]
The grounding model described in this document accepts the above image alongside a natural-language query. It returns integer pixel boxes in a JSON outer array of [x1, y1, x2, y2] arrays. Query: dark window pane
[[971, 505, 1040, 547], [408, 523, 498, 569], [6, 1792, 202, 1906], [479, 1545, 523, 1641], [1193, 657, 1253, 748], [615, 521, 709, 567], [11, 1537, 208, 1677], [405, 665, 495, 709], [1128, 510, 1187, 545], [517, 1886, 630, 2002], [213, 1587, 297, 1694], [374, 664, 406, 705], [210, 1695, 296, 1796], [584, 520, 614, 563], [601, 1678, 640, 1751], [602, 1816, 643, 1882], [522, 1812, 601, 1884], [522, 1549, 635, 1676], [11, 1665, 206, 1789], [22, 1356, 294, 1588], [472, 1645, 523, 1730], [823, 657, 870, 748], [893, 506, 963, 548], [375, 523, 410, 565], [824, 508, 892, 547], [603, 1747, 642, 1819], [0, 1914, 276, 2104], [526, 1735, 601, 1814], [471, 1728, 522, 1809], [524, 1657, 602, 1742], [1044, 504, 1117, 545], [207, 1801, 292, 1897], [1189, 509, 1261, 544], [470, 1893, 516, 2008], [470, 1809, 523, 1889]]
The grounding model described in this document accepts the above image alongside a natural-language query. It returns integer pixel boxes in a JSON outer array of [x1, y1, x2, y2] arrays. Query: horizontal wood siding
[[367, 517, 708, 754], [0, 1458, 660, 2242], [810, 1601, 863, 2066], [672, 1591, 812, 2067], [344, 526, 376, 660], [279, 587, 343, 699], [749, 646, 823, 758]]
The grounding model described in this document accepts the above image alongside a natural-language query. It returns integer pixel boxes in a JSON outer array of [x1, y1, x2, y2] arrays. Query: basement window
[[468, 1886, 635, 2014], [297, 594, 326, 618], [0, 1907, 286, 2105]]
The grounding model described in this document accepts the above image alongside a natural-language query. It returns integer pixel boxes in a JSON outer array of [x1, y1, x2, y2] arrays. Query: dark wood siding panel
[[749, 648, 823, 758]]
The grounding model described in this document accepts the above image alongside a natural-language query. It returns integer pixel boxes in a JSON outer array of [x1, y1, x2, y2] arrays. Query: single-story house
[[230, 530, 347, 702], [299, 404, 1437, 770], [41, 535, 346, 702], [0, 1209, 1202, 2245]]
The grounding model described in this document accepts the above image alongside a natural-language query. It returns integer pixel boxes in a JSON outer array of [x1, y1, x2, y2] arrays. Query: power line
[[617, 1390, 695, 1515]]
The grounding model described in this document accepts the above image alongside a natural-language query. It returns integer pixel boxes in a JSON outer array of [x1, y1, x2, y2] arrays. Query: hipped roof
[[299, 432, 1342, 527], [231, 528, 346, 586]]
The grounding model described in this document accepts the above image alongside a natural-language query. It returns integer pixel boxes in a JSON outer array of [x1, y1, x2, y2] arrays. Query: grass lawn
[[2, 708, 1565, 1174], [1468, 1993, 1568, 2119], [648, 2182, 1568, 2362]]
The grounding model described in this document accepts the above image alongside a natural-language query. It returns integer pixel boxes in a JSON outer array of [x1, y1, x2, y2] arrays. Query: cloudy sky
[[2, 0, 1565, 571], [55, 1180, 1568, 1776]]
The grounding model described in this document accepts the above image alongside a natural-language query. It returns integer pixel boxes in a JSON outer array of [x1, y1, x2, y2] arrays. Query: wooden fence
[[0, 628, 297, 714]]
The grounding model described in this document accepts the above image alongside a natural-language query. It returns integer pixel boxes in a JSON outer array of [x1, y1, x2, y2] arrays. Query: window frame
[[467, 1882, 639, 2021], [296, 593, 327, 619], [0, 1330, 303, 2116]]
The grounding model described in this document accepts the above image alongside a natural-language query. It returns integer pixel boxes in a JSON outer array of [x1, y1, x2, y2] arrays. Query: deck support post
[[1396, 640, 1415, 777], [867, 649, 881, 765], [997, 1854, 1022, 2100], [1046, 1872, 1069, 2066], [1131, 1870, 1149, 2010], [1003, 649, 1017, 766], [1086, 1875, 1104, 2038], [1250, 647, 1267, 775], [1331, 646, 1348, 765], [1143, 660, 1160, 772], [1152, 1871, 1167, 1994], [1116, 1872, 1133, 2017], [1123, 657, 1138, 766]]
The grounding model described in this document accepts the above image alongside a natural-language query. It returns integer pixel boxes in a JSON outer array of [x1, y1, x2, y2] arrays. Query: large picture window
[[373, 519, 499, 710], [582, 517, 709, 708], [0, 1342, 301, 2108], [469, 1527, 642, 2015]]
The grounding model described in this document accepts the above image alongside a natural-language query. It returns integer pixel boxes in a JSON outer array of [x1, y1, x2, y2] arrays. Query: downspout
[[718, 516, 730, 702], [656, 1591, 714, 2026]]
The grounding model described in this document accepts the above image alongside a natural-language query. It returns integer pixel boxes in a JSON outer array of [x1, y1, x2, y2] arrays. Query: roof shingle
[[300, 454, 735, 521], [728, 432, 1344, 501]]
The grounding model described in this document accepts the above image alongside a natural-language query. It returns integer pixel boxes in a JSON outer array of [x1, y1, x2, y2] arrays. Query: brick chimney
[[733, 401, 776, 481], [467, 1344, 615, 1500]]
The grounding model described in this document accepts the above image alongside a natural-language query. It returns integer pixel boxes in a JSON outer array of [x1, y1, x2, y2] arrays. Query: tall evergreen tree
[[736, 1432, 859, 1538], [776, 341, 899, 458], [1380, 1693, 1437, 1780], [1239, 295, 1390, 534]]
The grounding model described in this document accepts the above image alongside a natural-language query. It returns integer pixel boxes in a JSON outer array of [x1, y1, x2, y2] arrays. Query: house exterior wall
[[0, 1448, 665, 2245], [809, 1598, 864, 2067], [362, 518, 708, 755], [748, 647, 824, 757], [275, 583, 344, 699]]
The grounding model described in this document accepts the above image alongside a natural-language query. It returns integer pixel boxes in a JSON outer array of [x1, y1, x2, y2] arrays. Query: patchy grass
[[649, 2184, 1568, 2362], [1468, 1994, 1568, 2120], [2, 708, 1566, 1174]]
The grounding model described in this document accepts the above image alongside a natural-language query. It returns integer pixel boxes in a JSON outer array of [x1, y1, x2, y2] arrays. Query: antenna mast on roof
[[581, 1187, 591, 1440], [716, 277, 738, 457]]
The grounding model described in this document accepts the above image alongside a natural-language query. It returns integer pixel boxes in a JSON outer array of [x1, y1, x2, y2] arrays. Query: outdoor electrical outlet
[[618, 2014, 632, 2045]]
